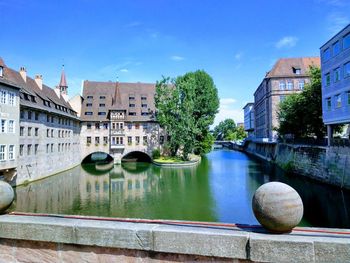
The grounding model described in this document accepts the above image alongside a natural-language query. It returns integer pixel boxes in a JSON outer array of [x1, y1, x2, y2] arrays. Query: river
[[10, 149, 350, 228]]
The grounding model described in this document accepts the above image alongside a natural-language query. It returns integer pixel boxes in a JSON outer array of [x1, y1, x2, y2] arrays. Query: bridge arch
[[121, 151, 152, 163], [82, 151, 114, 164]]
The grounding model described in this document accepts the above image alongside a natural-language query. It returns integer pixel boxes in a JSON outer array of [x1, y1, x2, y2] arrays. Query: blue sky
[[1, 0, 349, 125]]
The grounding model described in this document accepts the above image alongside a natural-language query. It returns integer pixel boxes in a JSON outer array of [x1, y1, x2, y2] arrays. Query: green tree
[[179, 71, 219, 155], [277, 66, 341, 139], [155, 71, 219, 160], [213, 119, 236, 140]]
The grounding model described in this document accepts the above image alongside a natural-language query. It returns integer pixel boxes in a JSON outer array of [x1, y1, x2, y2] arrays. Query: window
[[1, 119, 6, 133], [298, 80, 305, 90], [87, 137, 91, 144], [128, 112, 136, 116], [28, 111, 32, 120], [85, 112, 93, 115], [293, 68, 301, 74], [141, 112, 149, 116], [8, 92, 15, 106], [141, 96, 147, 100], [143, 123, 148, 130], [345, 62, 350, 78], [335, 94, 342, 108], [47, 129, 50, 137], [0, 145, 6, 161], [103, 136, 108, 144], [100, 96, 106, 99], [28, 127, 32, 136], [127, 123, 132, 129], [98, 112, 106, 116], [279, 81, 285, 90], [87, 123, 92, 129], [51, 144, 54, 153], [27, 144, 32, 155], [95, 137, 100, 144], [51, 129, 54, 137], [20, 145, 24, 156], [8, 120, 14, 133], [58, 144, 61, 152], [95, 123, 100, 129], [35, 112, 39, 120], [99, 103, 105, 107], [325, 73, 331, 86], [20, 111, 25, 119], [103, 123, 108, 129], [129, 96, 135, 100], [35, 128, 39, 136], [344, 33, 350, 49], [323, 48, 331, 61], [51, 116, 54, 123], [160, 136, 164, 145], [128, 136, 132, 145], [135, 123, 140, 129], [333, 41, 340, 56], [287, 80, 293, 90], [136, 136, 140, 145], [47, 114, 50, 122], [58, 130, 61, 138], [129, 104, 135, 107], [34, 144, 38, 155], [20, 126, 24, 136], [8, 145, 14, 160], [143, 136, 148, 145], [0, 90, 6, 104], [86, 103, 92, 107], [46, 144, 49, 153], [334, 67, 341, 82], [87, 95, 93, 99]]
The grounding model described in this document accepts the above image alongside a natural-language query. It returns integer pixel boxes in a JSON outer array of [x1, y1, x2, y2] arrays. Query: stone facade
[[320, 24, 350, 145], [78, 81, 166, 163], [254, 57, 320, 141], [0, 58, 81, 186], [0, 61, 20, 181], [243, 102, 254, 137]]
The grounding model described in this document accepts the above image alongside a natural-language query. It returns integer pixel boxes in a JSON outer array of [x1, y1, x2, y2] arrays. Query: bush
[[152, 149, 161, 159]]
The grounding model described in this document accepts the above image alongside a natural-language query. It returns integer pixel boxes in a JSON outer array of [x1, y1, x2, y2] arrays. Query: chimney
[[19, 67, 27, 82], [35, 74, 43, 89]]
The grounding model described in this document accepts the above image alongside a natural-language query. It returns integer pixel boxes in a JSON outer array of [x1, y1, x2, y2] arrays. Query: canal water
[[10, 149, 350, 228]]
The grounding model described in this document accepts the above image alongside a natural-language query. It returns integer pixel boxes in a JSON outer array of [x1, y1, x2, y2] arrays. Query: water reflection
[[10, 150, 350, 228]]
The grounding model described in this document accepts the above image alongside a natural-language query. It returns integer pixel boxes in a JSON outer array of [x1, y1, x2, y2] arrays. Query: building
[[78, 80, 165, 163], [243, 103, 254, 137], [0, 57, 81, 185], [0, 58, 21, 181], [254, 57, 320, 141], [320, 24, 350, 145]]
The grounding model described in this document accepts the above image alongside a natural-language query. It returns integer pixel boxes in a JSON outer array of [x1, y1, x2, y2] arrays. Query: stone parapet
[[0, 214, 349, 262]]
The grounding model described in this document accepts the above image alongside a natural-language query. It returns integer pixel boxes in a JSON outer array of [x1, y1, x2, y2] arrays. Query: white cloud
[[170, 55, 185, 61], [213, 98, 243, 126], [234, 52, 243, 60], [120, 69, 129, 73], [327, 12, 350, 34], [220, 98, 237, 107], [275, 36, 298, 49]]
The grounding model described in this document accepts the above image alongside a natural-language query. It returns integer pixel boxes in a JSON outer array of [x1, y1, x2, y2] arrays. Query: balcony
[[110, 144, 125, 149], [110, 129, 125, 135]]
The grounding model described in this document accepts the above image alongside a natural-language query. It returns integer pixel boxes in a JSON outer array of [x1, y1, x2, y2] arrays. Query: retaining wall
[[0, 214, 349, 262], [244, 141, 350, 189]]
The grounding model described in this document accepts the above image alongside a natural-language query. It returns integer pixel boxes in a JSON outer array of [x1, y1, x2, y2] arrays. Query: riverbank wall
[[0, 214, 349, 262], [242, 141, 350, 189]]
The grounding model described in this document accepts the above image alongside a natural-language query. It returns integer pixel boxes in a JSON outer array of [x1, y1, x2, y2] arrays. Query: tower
[[59, 65, 68, 95]]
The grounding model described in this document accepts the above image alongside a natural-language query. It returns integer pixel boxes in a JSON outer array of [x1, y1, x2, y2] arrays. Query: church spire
[[59, 65, 68, 95]]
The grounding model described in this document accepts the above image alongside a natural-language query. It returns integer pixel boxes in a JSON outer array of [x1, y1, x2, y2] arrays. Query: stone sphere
[[0, 181, 14, 213], [252, 182, 303, 233]]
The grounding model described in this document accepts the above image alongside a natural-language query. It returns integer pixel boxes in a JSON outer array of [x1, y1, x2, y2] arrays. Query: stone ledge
[[0, 215, 350, 262]]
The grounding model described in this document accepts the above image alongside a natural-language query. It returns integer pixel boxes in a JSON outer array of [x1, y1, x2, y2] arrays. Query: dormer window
[[0, 66, 3, 77], [293, 67, 301, 74]]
